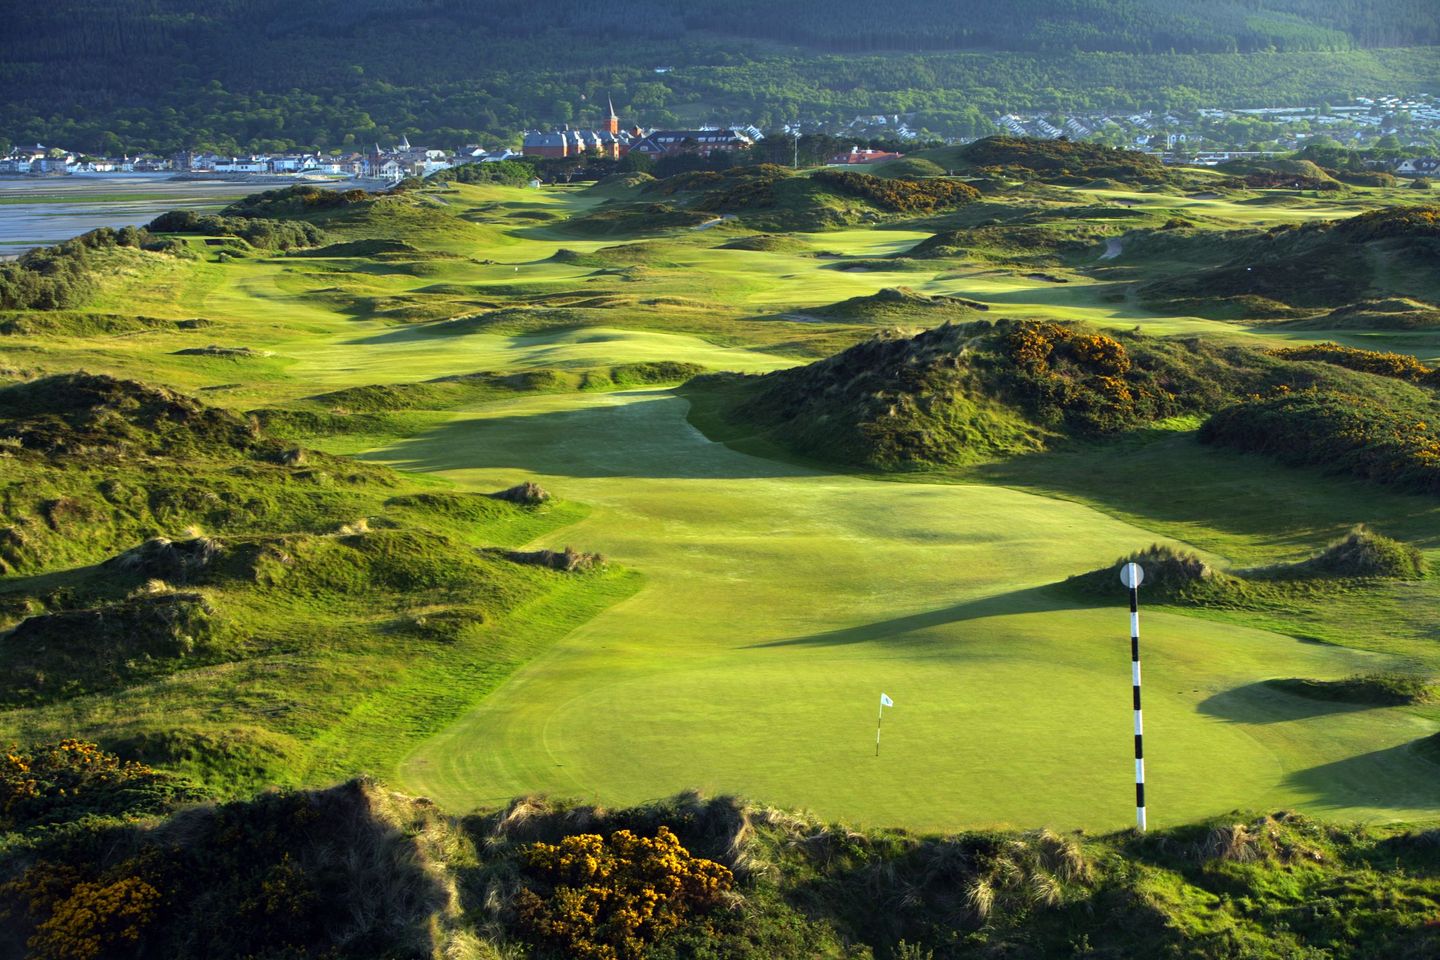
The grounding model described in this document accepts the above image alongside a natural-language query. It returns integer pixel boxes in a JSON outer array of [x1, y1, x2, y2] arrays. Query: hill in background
[[1, 0, 1437, 153]]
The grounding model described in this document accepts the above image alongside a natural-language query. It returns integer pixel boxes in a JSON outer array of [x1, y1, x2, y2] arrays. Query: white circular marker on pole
[[1120, 562, 1144, 589], [1120, 562, 1147, 831]]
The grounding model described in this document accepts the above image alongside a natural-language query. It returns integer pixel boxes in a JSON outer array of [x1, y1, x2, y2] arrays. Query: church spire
[[606, 96, 619, 136]]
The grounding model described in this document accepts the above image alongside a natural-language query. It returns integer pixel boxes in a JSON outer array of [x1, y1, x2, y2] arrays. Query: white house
[[215, 157, 270, 173]]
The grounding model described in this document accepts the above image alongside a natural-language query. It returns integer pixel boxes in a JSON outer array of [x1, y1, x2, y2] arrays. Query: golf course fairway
[[380, 376, 1436, 833], [6, 174, 1440, 838]]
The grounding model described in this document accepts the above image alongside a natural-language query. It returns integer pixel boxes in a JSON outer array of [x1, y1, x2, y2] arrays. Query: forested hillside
[[1, 0, 1438, 154]]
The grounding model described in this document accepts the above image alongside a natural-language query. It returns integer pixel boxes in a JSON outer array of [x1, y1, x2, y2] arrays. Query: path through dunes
[[374, 382, 1436, 832]]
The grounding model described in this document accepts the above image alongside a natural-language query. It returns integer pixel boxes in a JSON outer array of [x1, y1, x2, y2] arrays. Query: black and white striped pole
[[1121, 561, 1147, 832]]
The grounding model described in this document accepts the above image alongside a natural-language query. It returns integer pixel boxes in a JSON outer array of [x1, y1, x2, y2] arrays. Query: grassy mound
[[0, 370, 622, 783], [904, 207, 1132, 264], [1141, 206, 1440, 313], [5, 769, 1440, 960], [1067, 543, 1226, 600], [0, 372, 281, 461], [1261, 525, 1426, 580], [698, 319, 1379, 470], [906, 224, 1102, 262], [1070, 528, 1424, 608], [1, 591, 218, 706], [642, 164, 977, 231], [1215, 157, 1343, 190], [869, 156, 947, 179], [286, 238, 421, 257], [0, 311, 184, 337], [1267, 342, 1438, 384], [559, 201, 717, 237], [1291, 298, 1440, 330], [173, 344, 274, 359], [284, 361, 704, 421], [806, 286, 987, 324], [586, 171, 656, 198], [717, 233, 813, 253], [910, 136, 1179, 186], [1267, 674, 1435, 706], [221, 184, 374, 220], [1199, 386, 1440, 496]]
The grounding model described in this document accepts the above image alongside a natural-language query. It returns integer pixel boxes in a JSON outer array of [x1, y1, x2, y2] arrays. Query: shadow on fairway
[[749, 584, 1086, 648], [370, 393, 815, 481], [1196, 680, 1386, 725], [1282, 736, 1440, 810]]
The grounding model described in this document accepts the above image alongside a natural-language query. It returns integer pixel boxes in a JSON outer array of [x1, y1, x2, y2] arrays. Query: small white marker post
[[1120, 561, 1147, 832], [876, 692, 893, 756]]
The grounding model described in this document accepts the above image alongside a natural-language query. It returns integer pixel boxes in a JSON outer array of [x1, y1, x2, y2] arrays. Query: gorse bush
[[1, 740, 190, 831], [718, 319, 1404, 469], [221, 184, 373, 219], [2, 779, 456, 960], [1331, 204, 1440, 243], [16, 868, 163, 960], [1200, 388, 1440, 494], [1268, 342, 1439, 384], [957, 136, 1174, 184], [5, 771, 1440, 960], [516, 826, 734, 960], [810, 169, 979, 212]]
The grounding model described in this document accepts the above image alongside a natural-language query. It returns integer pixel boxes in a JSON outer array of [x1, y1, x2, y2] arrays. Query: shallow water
[[0, 174, 362, 257]]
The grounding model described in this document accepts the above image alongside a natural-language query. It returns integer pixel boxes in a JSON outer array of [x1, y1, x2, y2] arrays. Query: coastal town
[[3, 94, 1438, 183]]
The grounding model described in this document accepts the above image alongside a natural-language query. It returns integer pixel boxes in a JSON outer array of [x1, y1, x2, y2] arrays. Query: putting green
[[381, 385, 1434, 832]]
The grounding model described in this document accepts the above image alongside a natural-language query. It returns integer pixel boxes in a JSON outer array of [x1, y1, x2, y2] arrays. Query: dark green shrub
[[146, 211, 324, 250], [810, 169, 979, 212], [1200, 389, 1440, 494], [1268, 674, 1434, 706]]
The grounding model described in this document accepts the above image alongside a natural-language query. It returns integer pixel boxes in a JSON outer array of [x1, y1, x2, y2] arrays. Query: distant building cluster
[[828, 147, 905, 165], [6, 93, 1437, 183], [520, 100, 759, 160], [990, 94, 1440, 161], [0, 139, 523, 182], [0, 145, 171, 175]]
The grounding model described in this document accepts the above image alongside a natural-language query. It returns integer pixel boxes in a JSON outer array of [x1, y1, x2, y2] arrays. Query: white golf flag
[[880, 693, 894, 707]]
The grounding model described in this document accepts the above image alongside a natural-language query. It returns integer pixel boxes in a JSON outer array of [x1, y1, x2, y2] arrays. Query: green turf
[[3, 176, 1439, 833], [380, 387, 1435, 832]]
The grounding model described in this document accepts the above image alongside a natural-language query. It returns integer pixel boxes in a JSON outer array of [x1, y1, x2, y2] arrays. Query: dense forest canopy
[[9, 0, 1439, 60], [1, 0, 1437, 153]]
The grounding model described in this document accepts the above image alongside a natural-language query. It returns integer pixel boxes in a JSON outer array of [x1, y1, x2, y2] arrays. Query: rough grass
[[6, 773, 1440, 960], [0, 372, 624, 789], [695, 318, 1399, 471]]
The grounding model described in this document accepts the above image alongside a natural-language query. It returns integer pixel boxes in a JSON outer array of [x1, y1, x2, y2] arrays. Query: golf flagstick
[[876, 692, 893, 756], [1120, 562, 1147, 832]]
